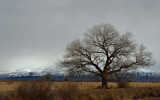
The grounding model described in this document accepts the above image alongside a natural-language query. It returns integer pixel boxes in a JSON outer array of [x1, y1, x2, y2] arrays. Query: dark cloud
[[0, 0, 160, 72]]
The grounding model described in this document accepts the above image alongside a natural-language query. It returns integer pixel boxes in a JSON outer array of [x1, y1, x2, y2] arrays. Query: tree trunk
[[101, 76, 108, 89]]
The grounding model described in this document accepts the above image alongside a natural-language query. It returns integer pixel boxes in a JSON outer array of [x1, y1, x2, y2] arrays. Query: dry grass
[[1, 81, 160, 100], [15, 81, 53, 100], [1, 81, 160, 92], [117, 82, 129, 88]]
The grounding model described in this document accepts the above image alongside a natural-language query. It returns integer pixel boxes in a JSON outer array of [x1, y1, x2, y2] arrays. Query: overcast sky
[[0, 0, 160, 73]]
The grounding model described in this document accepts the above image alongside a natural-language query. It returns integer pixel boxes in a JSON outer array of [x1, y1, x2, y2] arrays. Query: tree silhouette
[[59, 24, 155, 88]]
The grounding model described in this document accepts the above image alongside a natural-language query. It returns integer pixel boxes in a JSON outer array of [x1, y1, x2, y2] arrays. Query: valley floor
[[0, 81, 160, 100]]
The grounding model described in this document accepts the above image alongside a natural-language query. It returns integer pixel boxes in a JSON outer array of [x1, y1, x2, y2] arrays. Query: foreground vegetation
[[1, 81, 160, 100]]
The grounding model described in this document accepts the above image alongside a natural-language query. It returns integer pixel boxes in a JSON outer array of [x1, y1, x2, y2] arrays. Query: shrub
[[15, 81, 54, 100], [64, 78, 69, 81], [118, 82, 129, 88]]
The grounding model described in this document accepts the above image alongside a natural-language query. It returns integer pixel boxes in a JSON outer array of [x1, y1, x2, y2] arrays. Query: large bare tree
[[59, 24, 155, 88]]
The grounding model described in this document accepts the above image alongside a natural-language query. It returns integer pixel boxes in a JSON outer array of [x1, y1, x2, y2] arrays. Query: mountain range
[[0, 71, 160, 81]]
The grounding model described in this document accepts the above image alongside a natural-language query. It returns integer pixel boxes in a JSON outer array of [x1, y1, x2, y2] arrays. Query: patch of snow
[[138, 68, 153, 73]]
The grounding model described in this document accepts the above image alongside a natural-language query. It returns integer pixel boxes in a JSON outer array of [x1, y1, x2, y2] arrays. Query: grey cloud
[[0, 0, 160, 72]]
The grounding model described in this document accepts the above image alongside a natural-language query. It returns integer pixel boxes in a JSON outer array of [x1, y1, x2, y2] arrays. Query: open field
[[1, 81, 160, 92], [1, 81, 160, 100]]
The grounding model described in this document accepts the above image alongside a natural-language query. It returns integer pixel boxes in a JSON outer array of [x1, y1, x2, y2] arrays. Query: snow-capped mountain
[[0, 66, 64, 78], [0, 71, 38, 77], [134, 72, 160, 81], [0, 70, 160, 81]]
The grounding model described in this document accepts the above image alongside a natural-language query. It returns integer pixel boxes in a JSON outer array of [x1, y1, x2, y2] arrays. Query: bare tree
[[59, 24, 155, 88]]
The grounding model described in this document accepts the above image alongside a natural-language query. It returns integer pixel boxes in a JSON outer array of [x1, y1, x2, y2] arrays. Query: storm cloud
[[0, 0, 160, 73]]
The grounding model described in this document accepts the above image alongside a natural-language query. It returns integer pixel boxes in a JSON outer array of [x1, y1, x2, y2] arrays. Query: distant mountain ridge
[[0, 71, 160, 81], [134, 72, 160, 81]]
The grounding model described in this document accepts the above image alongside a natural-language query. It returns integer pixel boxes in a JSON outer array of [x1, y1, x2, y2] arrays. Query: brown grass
[[1, 81, 160, 100], [1, 81, 54, 100], [55, 83, 80, 100], [16, 81, 54, 100], [1, 81, 160, 92], [118, 82, 129, 88]]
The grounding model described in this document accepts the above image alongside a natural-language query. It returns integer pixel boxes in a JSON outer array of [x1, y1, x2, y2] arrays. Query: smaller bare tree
[[42, 72, 54, 81]]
